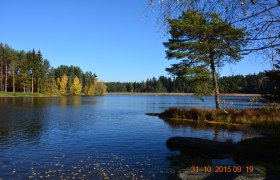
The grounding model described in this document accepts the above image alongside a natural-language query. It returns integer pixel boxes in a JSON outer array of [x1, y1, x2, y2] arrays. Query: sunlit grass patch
[[0, 92, 48, 97]]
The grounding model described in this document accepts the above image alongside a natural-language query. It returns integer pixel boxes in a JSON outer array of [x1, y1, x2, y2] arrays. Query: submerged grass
[[159, 107, 280, 137]]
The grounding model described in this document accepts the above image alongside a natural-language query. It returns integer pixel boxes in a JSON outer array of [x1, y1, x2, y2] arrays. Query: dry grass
[[160, 107, 280, 137]]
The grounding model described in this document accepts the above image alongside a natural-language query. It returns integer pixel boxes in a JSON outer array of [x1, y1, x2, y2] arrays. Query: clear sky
[[1, 0, 272, 82]]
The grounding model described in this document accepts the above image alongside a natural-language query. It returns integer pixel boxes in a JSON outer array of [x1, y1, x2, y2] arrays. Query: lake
[[0, 95, 265, 179]]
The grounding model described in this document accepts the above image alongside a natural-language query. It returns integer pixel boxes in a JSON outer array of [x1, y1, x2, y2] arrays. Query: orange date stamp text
[[191, 165, 254, 173]]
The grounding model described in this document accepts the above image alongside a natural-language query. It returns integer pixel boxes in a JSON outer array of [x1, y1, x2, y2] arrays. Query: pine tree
[[164, 10, 247, 109]]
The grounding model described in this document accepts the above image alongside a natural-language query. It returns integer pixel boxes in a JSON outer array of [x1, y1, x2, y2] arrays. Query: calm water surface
[[0, 95, 263, 179]]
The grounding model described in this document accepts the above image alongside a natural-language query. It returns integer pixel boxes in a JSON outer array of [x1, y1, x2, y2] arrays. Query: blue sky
[[1, 0, 271, 82]]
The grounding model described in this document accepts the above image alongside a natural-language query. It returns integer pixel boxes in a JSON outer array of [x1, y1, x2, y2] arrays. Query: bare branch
[[229, 3, 280, 25], [241, 43, 280, 55]]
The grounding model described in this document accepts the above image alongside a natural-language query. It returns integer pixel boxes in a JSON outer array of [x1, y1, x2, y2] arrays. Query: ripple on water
[[0, 96, 268, 179]]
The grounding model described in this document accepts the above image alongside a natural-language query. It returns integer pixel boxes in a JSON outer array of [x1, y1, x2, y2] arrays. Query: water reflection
[[0, 96, 95, 109], [0, 95, 274, 179], [0, 104, 44, 147], [160, 117, 260, 143], [58, 96, 83, 107]]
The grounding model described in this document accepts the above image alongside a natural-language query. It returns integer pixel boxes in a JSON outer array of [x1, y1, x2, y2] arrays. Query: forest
[[1, 42, 278, 98], [106, 73, 275, 94], [0, 43, 107, 96]]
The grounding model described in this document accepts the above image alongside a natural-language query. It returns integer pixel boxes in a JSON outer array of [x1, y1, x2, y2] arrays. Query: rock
[[166, 136, 280, 162], [145, 113, 160, 116], [166, 137, 234, 154]]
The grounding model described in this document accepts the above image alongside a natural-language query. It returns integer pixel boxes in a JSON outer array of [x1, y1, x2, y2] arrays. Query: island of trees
[[0, 43, 107, 96]]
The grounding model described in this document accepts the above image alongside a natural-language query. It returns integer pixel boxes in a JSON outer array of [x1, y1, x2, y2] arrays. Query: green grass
[[159, 107, 280, 137], [0, 92, 104, 97], [0, 92, 52, 97]]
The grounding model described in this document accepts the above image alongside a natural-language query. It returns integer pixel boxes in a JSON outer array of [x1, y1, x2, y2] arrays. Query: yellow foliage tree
[[94, 81, 107, 96], [70, 76, 82, 95], [59, 74, 68, 95], [56, 77, 60, 86], [84, 77, 97, 95], [46, 78, 59, 95], [83, 85, 89, 95], [87, 84, 94, 95]]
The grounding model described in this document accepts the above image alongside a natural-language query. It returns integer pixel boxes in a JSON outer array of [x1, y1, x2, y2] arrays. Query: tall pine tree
[[164, 10, 247, 109]]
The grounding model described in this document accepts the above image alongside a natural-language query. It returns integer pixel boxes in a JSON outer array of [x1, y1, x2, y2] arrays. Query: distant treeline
[[219, 73, 273, 94], [0, 43, 106, 95], [106, 73, 273, 94]]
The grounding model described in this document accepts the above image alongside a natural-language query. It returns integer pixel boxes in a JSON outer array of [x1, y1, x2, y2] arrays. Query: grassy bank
[[0, 92, 107, 97], [1, 92, 262, 97], [159, 107, 280, 137], [0, 92, 56, 97]]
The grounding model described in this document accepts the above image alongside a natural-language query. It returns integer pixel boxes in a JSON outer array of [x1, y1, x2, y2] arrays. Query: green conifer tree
[[164, 10, 247, 109]]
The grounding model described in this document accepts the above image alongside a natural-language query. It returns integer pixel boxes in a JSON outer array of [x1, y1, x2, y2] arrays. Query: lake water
[[0, 95, 264, 179]]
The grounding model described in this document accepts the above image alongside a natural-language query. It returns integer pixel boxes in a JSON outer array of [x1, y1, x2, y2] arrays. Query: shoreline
[[0, 91, 262, 97], [0, 92, 59, 98], [156, 107, 280, 137], [107, 92, 262, 96]]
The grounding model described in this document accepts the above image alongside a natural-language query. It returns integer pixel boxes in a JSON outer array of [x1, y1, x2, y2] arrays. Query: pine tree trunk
[[31, 76, 34, 93], [37, 78, 40, 94], [5, 62, 7, 92], [0, 61, 2, 92], [209, 51, 221, 110], [12, 61, 15, 93]]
